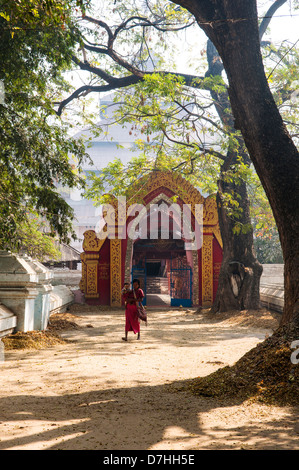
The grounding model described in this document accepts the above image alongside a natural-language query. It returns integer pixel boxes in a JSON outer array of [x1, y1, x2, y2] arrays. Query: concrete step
[[147, 277, 169, 294]]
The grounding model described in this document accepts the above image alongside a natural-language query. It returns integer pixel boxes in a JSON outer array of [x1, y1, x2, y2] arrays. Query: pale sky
[[176, 1, 299, 74], [262, 1, 299, 43]]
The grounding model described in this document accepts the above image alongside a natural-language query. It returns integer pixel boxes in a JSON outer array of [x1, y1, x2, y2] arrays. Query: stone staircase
[[147, 276, 169, 294]]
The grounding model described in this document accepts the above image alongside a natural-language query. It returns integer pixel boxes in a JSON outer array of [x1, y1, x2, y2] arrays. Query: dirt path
[[0, 305, 298, 450]]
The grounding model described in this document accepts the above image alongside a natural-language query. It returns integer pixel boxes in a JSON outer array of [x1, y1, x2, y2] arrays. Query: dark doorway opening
[[146, 261, 161, 276]]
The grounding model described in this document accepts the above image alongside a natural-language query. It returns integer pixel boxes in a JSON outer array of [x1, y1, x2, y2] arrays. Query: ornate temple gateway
[[79, 171, 223, 308]]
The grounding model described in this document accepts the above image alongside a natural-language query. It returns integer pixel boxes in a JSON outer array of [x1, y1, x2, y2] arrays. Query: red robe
[[123, 288, 144, 334]]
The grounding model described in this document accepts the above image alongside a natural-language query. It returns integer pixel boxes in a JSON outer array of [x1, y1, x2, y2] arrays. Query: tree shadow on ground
[[1, 305, 297, 450], [0, 379, 298, 450]]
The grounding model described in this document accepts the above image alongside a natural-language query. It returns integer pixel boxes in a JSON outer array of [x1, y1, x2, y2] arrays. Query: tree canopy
[[0, 0, 90, 250]]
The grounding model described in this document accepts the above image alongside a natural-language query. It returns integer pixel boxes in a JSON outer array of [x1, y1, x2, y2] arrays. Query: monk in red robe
[[122, 279, 144, 341]]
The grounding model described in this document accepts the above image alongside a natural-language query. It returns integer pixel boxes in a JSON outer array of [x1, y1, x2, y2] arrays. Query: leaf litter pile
[[189, 321, 299, 406], [47, 312, 82, 332], [2, 312, 81, 350]]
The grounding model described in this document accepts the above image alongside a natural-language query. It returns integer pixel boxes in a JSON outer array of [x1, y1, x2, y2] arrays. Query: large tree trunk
[[174, 0, 299, 326], [211, 169, 263, 313], [205, 39, 263, 312]]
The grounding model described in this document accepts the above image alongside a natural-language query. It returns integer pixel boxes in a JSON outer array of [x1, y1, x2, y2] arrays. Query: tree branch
[[57, 65, 208, 115], [71, 55, 115, 84], [259, 0, 287, 40], [113, 15, 195, 37], [58, 1, 287, 116], [160, 126, 227, 161], [56, 77, 140, 116], [82, 15, 113, 42]]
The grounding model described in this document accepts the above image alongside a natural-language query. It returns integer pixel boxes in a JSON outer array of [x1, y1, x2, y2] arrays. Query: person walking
[[121, 279, 144, 341]]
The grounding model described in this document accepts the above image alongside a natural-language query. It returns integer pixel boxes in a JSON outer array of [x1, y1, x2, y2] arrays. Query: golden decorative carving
[[83, 230, 106, 252], [127, 171, 206, 209], [110, 239, 122, 307], [202, 234, 214, 307], [97, 170, 220, 236], [203, 226, 223, 249], [80, 252, 100, 298], [212, 225, 223, 249], [203, 196, 218, 226], [86, 260, 99, 298], [81, 253, 101, 261], [81, 171, 223, 307]]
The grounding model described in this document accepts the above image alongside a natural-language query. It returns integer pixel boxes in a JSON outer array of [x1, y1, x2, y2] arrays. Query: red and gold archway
[[79, 171, 223, 307]]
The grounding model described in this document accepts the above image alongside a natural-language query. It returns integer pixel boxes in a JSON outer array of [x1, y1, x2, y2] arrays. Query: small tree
[[16, 214, 62, 262]]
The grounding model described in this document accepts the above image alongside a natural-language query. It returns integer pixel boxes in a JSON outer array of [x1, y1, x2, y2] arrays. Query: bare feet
[[122, 337, 127, 341]]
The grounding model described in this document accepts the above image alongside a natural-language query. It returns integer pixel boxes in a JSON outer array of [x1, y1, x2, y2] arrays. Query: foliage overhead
[[1, 0, 297, 263], [0, 0, 91, 250], [77, 0, 298, 260]]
